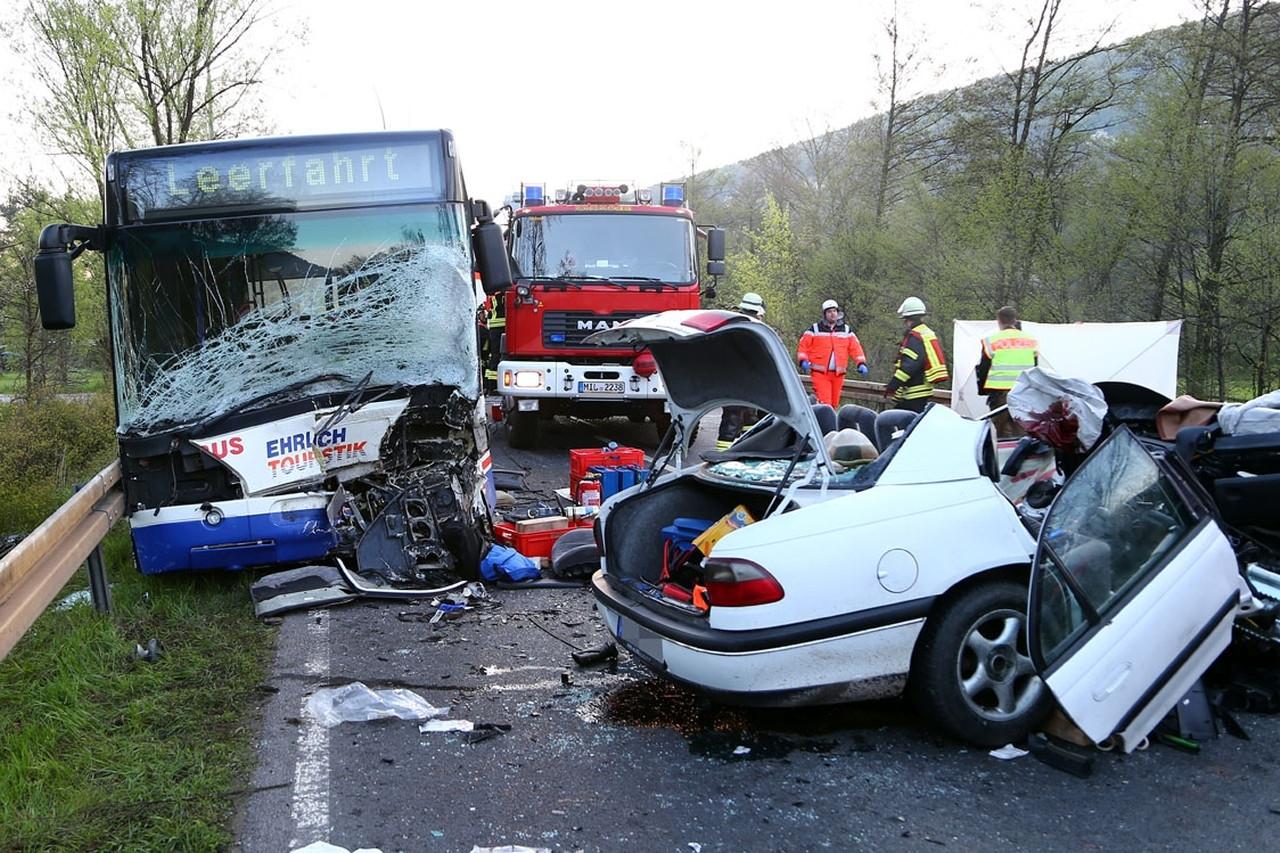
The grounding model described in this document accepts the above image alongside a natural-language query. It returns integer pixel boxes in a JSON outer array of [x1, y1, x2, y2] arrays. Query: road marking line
[[289, 609, 331, 848]]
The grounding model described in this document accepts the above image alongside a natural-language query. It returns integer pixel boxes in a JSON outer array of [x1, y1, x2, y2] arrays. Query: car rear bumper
[[591, 571, 931, 704]]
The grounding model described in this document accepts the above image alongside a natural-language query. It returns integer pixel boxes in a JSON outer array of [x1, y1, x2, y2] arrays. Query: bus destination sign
[[120, 136, 445, 221]]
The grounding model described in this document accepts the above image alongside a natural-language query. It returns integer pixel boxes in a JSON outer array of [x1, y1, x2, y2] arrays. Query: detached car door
[[1027, 426, 1242, 752]]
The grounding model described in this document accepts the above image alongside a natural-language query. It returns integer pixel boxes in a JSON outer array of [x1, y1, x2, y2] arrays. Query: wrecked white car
[[587, 310, 1250, 750]]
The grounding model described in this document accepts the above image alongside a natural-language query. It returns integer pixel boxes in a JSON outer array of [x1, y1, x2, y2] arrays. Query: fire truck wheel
[[507, 410, 539, 449]]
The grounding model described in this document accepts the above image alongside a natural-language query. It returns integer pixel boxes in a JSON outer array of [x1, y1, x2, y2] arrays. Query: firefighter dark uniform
[[482, 294, 505, 392], [886, 322, 949, 413]]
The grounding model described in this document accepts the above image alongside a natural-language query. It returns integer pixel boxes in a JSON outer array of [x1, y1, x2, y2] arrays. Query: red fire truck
[[494, 181, 724, 447]]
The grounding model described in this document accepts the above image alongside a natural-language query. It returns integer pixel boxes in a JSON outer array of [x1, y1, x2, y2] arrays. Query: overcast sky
[[1, 0, 1196, 206]]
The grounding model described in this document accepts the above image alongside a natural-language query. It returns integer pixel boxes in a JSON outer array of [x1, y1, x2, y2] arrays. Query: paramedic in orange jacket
[[797, 299, 868, 408]]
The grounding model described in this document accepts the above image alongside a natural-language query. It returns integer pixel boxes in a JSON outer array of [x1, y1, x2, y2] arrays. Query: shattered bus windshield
[[511, 213, 695, 282], [108, 204, 477, 435]]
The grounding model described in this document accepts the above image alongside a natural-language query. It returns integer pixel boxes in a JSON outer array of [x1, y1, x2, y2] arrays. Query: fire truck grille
[[541, 311, 651, 348]]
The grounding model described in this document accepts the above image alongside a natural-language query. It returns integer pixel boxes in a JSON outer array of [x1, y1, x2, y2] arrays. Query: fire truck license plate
[[579, 381, 624, 394]]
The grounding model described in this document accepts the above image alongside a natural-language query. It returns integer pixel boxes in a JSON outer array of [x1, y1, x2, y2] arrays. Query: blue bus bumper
[[130, 494, 336, 575]]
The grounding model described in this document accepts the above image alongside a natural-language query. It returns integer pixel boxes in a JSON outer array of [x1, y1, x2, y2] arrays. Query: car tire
[[909, 580, 1052, 748], [507, 410, 539, 449]]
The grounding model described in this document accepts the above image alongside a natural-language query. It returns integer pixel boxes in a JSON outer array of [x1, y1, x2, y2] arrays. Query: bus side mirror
[[472, 200, 513, 295], [34, 222, 101, 330], [706, 228, 726, 262], [34, 248, 76, 330], [706, 260, 726, 277]]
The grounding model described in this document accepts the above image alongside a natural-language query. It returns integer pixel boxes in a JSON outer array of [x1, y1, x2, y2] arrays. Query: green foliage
[[0, 187, 109, 396], [0, 395, 116, 533], [702, 3, 1280, 400]]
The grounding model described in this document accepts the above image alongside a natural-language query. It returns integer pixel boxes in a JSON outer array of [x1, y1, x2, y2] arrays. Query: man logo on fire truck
[[497, 180, 726, 448]]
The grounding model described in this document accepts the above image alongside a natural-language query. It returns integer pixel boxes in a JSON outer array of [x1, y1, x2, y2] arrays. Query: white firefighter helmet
[[738, 292, 766, 317], [821, 298, 839, 312], [897, 296, 927, 317]]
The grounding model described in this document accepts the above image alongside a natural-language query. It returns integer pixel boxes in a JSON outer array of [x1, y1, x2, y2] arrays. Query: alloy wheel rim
[[955, 606, 1043, 722]]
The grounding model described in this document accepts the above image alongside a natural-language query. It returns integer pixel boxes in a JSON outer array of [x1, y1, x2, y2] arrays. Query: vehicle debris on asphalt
[[418, 718, 475, 732], [988, 743, 1029, 760], [133, 638, 163, 662], [305, 682, 448, 728], [571, 642, 618, 668]]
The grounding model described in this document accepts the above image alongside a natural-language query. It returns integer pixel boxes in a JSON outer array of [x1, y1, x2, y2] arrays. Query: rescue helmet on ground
[[821, 298, 840, 312], [738, 292, 766, 317], [897, 296, 927, 317]]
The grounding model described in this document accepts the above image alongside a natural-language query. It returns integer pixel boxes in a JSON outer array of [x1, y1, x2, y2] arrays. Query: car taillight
[[702, 558, 784, 607], [633, 350, 658, 378]]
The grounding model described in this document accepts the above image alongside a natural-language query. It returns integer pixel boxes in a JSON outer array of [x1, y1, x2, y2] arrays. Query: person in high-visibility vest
[[717, 293, 768, 450], [975, 305, 1038, 412], [796, 298, 868, 408], [885, 296, 949, 413]]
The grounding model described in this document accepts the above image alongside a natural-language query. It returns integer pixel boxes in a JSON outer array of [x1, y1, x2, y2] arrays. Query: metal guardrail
[[0, 460, 124, 661], [798, 375, 952, 409]]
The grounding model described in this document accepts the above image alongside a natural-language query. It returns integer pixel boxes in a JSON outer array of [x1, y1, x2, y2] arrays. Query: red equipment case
[[493, 518, 594, 559], [569, 446, 645, 500]]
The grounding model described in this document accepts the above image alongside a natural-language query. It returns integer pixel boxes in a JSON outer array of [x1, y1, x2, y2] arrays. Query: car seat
[[838, 404, 877, 438], [874, 410, 918, 452], [812, 404, 837, 435]]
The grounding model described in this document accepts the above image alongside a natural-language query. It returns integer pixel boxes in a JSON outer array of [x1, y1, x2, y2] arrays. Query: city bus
[[34, 130, 511, 586]]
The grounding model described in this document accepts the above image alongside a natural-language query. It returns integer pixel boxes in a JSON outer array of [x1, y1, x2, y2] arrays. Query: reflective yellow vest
[[982, 328, 1038, 391]]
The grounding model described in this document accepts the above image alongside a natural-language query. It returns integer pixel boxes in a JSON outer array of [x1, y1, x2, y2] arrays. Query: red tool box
[[493, 518, 594, 559], [569, 446, 645, 500]]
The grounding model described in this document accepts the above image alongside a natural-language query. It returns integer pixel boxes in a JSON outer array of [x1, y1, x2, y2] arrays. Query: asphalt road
[[236, 413, 1280, 853]]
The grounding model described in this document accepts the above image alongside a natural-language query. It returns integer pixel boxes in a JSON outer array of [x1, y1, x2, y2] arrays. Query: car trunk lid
[[585, 309, 833, 470]]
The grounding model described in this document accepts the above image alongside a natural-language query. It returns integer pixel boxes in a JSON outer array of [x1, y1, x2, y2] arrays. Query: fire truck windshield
[[512, 213, 695, 283]]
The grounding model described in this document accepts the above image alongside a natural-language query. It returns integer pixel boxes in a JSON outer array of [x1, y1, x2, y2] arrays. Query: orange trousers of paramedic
[[810, 370, 845, 408]]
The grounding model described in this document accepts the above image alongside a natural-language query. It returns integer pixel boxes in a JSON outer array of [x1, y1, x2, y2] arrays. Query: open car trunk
[[602, 476, 776, 591]]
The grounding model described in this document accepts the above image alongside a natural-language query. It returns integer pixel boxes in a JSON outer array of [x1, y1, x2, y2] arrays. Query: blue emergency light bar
[[521, 183, 545, 206], [660, 183, 685, 207]]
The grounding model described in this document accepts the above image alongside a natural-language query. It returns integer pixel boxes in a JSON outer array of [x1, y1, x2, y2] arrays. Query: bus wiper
[[190, 373, 355, 434], [316, 370, 374, 436], [316, 373, 410, 435]]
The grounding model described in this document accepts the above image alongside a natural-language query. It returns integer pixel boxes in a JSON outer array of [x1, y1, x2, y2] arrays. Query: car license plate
[[616, 614, 665, 665], [579, 381, 624, 394]]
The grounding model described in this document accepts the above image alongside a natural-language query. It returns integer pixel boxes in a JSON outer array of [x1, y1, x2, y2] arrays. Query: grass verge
[[0, 370, 109, 395], [0, 529, 276, 851], [0, 395, 277, 851]]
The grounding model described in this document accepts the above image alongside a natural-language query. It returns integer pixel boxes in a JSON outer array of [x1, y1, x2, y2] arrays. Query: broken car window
[[1032, 429, 1196, 666]]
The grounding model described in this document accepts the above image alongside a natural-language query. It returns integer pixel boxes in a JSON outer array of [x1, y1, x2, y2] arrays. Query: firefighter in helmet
[[885, 296, 948, 413]]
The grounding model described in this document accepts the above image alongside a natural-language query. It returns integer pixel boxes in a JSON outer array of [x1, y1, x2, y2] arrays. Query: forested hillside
[[689, 0, 1280, 400]]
